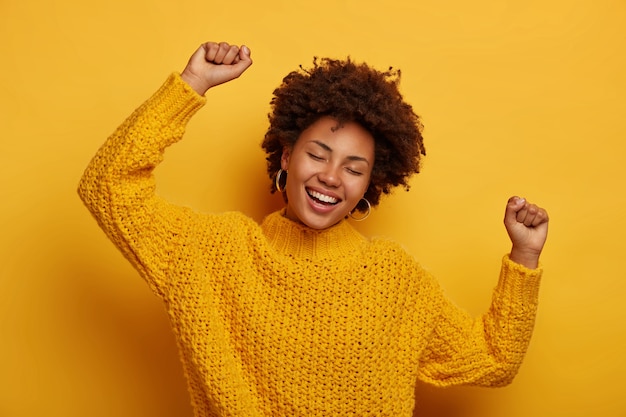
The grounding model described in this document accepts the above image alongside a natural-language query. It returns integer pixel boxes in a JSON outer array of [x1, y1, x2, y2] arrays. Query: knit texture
[[78, 73, 543, 417]]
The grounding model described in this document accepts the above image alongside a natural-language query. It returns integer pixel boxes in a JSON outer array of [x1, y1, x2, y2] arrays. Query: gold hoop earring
[[349, 198, 371, 221], [275, 169, 287, 193]]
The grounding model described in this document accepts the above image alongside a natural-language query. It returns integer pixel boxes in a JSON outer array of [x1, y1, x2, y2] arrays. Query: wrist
[[509, 247, 541, 269], [180, 70, 209, 96]]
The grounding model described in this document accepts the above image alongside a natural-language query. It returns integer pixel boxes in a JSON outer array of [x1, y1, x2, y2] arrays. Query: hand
[[181, 42, 253, 95], [503, 196, 549, 269]]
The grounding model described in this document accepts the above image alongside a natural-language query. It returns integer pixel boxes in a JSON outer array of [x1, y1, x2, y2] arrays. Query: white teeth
[[308, 189, 338, 204]]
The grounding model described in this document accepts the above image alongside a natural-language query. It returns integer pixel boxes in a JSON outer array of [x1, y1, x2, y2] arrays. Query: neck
[[261, 210, 366, 261]]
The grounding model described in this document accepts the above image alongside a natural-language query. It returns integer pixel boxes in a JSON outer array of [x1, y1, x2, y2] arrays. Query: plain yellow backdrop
[[1, 0, 625, 416]]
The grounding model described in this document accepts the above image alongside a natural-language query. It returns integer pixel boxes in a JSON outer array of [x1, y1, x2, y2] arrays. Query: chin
[[289, 209, 345, 230]]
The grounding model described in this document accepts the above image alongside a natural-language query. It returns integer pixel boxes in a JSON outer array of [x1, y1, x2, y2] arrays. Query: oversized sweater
[[78, 73, 542, 417]]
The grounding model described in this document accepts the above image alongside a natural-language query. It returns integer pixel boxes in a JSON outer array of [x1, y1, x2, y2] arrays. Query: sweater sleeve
[[417, 255, 542, 387], [77, 73, 207, 298]]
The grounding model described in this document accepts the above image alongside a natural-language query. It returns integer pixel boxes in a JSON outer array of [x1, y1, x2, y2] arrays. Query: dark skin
[[181, 41, 549, 269]]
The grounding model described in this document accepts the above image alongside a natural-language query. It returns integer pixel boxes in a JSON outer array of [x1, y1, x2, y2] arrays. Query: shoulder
[[354, 237, 443, 304], [195, 210, 261, 235], [169, 210, 262, 248], [366, 237, 415, 260], [362, 236, 430, 275]]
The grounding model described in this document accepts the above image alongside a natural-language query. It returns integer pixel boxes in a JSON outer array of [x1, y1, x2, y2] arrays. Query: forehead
[[297, 116, 375, 157]]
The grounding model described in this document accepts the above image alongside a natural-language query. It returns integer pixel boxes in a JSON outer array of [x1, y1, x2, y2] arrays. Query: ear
[[280, 146, 291, 171]]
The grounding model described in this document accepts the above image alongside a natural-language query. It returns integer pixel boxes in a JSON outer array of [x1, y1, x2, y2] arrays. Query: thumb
[[236, 45, 253, 69], [504, 196, 525, 226]]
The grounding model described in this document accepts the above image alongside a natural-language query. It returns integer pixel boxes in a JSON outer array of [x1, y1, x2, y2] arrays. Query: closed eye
[[307, 152, 324, 161], [346, 167, 364, 176]]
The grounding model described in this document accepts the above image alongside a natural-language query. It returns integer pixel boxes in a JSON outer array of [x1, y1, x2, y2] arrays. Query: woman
[[78, 41, 549, 417]]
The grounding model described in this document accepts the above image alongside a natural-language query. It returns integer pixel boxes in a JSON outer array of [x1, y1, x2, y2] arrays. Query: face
[[281, 116, 375, 230]]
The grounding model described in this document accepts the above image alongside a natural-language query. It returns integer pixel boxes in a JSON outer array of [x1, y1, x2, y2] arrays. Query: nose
[[318, 163, 341, 188]]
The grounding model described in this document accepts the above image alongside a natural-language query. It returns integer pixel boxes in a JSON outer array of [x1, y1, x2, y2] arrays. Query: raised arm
[[78, 42, 253, 297], [417, 197, 548, 387]]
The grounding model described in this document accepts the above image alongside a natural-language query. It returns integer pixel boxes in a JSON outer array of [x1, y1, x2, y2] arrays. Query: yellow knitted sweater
[[78, 73, 542, 417]]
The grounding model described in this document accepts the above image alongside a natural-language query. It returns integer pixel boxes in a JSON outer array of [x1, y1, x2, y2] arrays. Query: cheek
[[290, 158, 317, 179], [347, 175, 371, 196]]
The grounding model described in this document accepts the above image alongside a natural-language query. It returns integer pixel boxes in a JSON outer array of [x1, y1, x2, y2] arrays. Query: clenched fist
[[181, 41, 253, 95], [504, 196, 549, 269]]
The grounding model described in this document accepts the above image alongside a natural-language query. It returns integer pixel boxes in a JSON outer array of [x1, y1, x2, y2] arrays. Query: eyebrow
[[312, 140, 371, 165]]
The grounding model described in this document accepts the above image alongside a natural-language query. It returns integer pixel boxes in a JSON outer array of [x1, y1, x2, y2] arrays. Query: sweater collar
[[260, 209, 366, 261]]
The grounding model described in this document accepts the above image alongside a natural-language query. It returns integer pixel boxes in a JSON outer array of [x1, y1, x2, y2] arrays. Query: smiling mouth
[[306, 188, 339, 205]]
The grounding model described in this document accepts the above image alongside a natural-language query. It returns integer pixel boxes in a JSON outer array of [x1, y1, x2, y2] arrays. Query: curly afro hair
[[262, 57, 425, 212]]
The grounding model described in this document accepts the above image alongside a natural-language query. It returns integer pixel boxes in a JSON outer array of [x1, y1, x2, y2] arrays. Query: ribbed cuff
[[493, 254, 543, 315], [145, 72, 207, 129]]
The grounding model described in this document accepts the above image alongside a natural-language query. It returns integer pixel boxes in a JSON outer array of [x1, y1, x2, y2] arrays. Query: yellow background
[[2, 0, 625, 416]]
